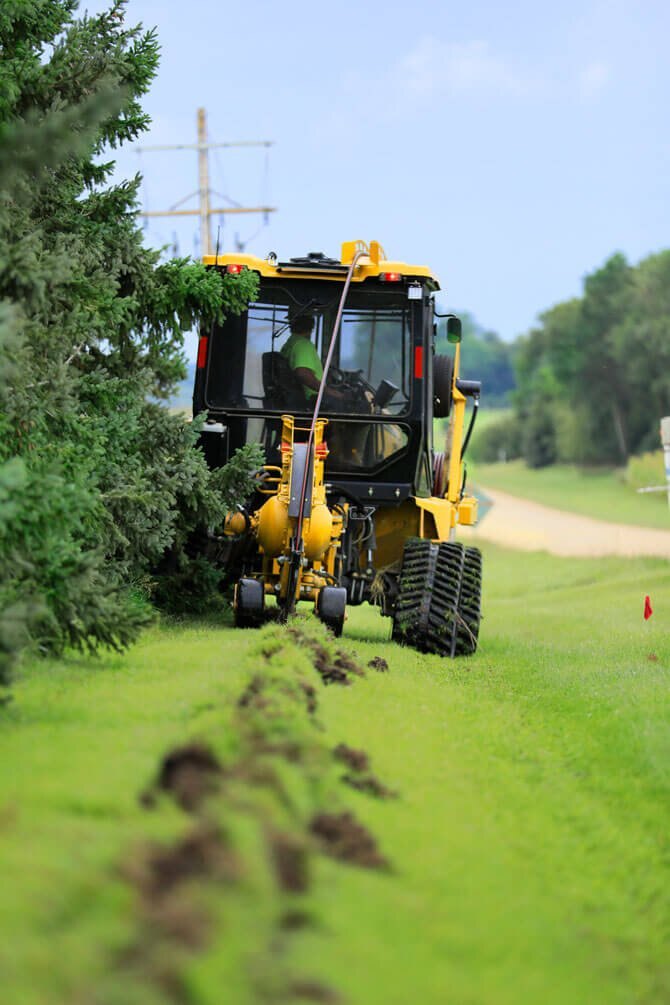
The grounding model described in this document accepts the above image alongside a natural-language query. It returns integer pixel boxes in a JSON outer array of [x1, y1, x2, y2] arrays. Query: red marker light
[[196, 335, 209, 369], [226, 263, 244, 274], [380, 272, 401, 282], [315, 443, 329, 458], [414, 345, 423, 379]]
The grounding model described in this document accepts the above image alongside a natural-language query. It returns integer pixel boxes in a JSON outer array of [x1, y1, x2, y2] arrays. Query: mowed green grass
[[472, 459, 670, 530], [292, 549, 670, 1005], [1, 545, 669, 1003]]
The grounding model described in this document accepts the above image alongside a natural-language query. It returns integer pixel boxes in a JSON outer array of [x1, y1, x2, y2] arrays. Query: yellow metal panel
[[303, 503, 333, 561], [457, 495, 479, 526], [373, 501, 420, 568], [203, 241, 439, 286], [414, 497, 456, 541], [257, 494, 289, 557], [341, 240, 369, 264]]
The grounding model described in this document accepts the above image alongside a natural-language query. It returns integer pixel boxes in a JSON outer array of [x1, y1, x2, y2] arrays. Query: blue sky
[[88, 0, 669, 351]]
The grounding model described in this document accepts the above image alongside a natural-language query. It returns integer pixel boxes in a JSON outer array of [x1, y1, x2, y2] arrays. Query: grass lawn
[[1, 544, 669, 1003], [472, 459, 670, 530]]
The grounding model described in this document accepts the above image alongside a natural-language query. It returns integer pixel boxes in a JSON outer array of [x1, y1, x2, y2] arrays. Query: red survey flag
[[644, 595, 653, 620]]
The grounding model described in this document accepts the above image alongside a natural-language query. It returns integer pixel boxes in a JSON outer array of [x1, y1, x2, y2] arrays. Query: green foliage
[[512, 251, 670, 468], [151, 441, 265, 614], [468, 411, 522, 463], [0, 1, 259, 680], [522, 397, 557, 468], [210, 440, 266, 512], [624, 450, 666, 492]]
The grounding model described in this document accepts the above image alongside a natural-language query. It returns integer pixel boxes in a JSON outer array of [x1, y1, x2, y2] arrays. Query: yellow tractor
[[193, 240, 482, 657]]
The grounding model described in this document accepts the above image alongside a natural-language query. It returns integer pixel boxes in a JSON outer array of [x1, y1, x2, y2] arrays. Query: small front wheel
[[234, 577, 265, 629], [316, 586, 347, 637]]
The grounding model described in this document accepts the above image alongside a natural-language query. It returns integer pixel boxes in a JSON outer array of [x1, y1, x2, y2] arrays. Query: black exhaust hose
[[460, 395, 480, 462], [457, 379, 481, 462]]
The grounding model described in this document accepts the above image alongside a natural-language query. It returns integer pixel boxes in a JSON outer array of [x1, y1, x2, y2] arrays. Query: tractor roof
[[203, 239, 440, 289]]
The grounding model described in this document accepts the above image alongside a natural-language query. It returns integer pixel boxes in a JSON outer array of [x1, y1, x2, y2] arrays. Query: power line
[[135, 108, 277, 256]]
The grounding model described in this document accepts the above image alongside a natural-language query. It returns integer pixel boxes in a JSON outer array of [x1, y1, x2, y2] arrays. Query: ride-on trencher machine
[[193, 240, 483, 657]]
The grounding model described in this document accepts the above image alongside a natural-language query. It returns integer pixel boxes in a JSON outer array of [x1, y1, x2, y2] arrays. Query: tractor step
[[392, 538, 482, 657]]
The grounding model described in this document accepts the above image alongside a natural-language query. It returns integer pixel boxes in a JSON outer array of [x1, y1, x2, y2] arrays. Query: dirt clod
[[333, 744, 396, 799], [135, 824, 238, 901], [288, 628, 365, 685], [0, 803, 17, 831], [333, 743, 369, 773], [368, 656, 389, 672], [648, 652, 659, 662], [289, 980, 343, 1002], [238, 674, 271, 711], [279, 909, 314, 931], [310, 811, 389, 869], [341, 773, 396, 800], [311, 644, 364, 685], [143, 895, 210, 950], [268, 831, 310, 893], [300, 681, 318, 715], [150, 743, 222, 812]]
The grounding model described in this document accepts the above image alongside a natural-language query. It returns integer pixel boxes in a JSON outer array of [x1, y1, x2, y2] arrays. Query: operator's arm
[[294, 366, 345, 398], [294, 367, 321, 392]]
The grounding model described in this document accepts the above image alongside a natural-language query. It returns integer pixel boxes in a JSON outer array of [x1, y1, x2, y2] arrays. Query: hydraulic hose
[[281, 248, 368, 619], [295, 248, 367, 540]]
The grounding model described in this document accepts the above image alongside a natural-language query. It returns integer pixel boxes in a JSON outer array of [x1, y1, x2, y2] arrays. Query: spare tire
[[433, 354, 454, 418]]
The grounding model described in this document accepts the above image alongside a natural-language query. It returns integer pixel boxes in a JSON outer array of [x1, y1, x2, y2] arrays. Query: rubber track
[[392, 538, 482, 657], [391, 539, 436, 649]]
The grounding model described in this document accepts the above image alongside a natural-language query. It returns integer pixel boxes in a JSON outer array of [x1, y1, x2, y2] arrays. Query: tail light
[[379, 271, 401, 282], [196, 335, 209, 369], [226, 264, 245, 274]]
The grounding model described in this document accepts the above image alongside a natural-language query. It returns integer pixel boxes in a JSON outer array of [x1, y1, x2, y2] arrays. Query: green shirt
[[280, 334, 323, 400]]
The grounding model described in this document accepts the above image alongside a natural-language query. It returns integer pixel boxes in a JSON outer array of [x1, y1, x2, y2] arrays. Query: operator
[[281, 310, 344, 408]]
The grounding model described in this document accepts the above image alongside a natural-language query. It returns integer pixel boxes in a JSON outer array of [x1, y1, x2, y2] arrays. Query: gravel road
[[459, 488, 670, 558]]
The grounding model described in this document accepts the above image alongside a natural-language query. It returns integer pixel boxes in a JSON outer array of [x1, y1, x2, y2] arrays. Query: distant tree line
[[0, 1, 261, 684], [435, 310, 516, 408], [472, 252, 670, 467]]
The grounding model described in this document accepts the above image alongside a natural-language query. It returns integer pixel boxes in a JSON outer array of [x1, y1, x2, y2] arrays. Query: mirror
[[446, 315, 462, 343]]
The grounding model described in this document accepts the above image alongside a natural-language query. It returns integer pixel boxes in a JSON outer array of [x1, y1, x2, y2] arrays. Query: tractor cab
[[194, 241, 447, 507]]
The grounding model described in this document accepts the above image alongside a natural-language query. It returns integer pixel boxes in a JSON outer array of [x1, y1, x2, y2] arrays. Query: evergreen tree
[[0, 1, 260, 682]]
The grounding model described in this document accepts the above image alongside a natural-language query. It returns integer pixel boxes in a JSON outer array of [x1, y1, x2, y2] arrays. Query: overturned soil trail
[[460, 488, 670, 558]]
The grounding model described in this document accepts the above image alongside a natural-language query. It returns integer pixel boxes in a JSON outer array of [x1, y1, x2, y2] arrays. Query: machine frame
[[193, 240, 483, 656]]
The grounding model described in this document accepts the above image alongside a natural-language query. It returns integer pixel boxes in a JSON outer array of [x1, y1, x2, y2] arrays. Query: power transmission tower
[[136, 107, 276, 256]]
